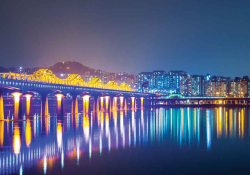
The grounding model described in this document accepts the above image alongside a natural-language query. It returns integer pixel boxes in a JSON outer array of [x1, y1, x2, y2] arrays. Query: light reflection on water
[[0, 107, 250, 174]]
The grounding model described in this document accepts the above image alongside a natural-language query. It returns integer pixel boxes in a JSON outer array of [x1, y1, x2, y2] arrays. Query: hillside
[[49, 61, 95, 75], [0, 66, 8, 73]]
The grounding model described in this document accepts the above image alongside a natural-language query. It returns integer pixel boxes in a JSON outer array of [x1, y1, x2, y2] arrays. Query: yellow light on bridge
[[12, 92, 22, 103], [1, 69, 136, 91], [55, 94, 64, 101], [25, 94, 32, 116]]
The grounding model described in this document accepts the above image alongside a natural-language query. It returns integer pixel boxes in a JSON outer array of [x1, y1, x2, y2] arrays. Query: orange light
[[105, 96, 109, 111], [83, 114, 90, 142], [0, 121, 4, 146], [12, 92, 22, 103], [83, 95, 90, 113], [26, 118, 32, 147], [13, 125, 21, 154], [100, 97, 104, 111], [113, 97, 117, 110], [55, 94, 64, 101], [25, 94, 32, 115], [57, 123, 63, 149], [120, 96, 124, 110], [25, 94, 32, 100], [140, 97, 144, 108], [56, 94, 64, 115], [131, 97, 135, 109], [12, 92, 22, 119]]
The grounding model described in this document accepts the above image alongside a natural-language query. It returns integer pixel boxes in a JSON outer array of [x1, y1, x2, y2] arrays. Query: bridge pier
[[105, 96, 109, 112], [113, 97, 118, 111], [140, 97, 144, 109], [119, 96, 124, 110], [71, 94, 78, 114], [12, 92, 22, 119], [41, 93, 49, 116], [24, 94, 33, 116], [83, 95, 90, 113], [109, 96, 114, 111], [55, 94, 65, 116], [93, 96, 99, 113], [146, 97, 151, 108], [124, 98, 128, 110], [131, 97, 135, 110], [0, 92, 4, 120], [100, 96, 104, 111], [135, 97, 137, 110]]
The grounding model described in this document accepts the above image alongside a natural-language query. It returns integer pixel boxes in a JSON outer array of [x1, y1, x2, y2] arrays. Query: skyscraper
[[180, 74, 192, 96], [169, 70, 186, 93], [192, 75, 205, 96], [138, 72, 153, 92]]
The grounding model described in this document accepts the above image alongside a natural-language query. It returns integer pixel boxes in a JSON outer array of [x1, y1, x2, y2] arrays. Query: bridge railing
[[0, 69, 136, 92]]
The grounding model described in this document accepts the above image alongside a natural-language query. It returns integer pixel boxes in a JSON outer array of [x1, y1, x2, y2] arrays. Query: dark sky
[[0, 0, 249, 77]]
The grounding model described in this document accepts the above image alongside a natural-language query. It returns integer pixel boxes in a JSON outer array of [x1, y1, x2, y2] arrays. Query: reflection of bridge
[[0, 69, 154, 120], [0, 108, 247, 174], [0, 111, 149, 174], [154, 94, 250, 106]]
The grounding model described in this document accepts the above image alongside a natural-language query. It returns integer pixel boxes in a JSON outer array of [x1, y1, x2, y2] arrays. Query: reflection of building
[[0, 107, 247, 175]]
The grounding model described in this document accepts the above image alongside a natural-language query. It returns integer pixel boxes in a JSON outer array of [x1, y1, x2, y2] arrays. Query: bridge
[[0, 69, 154, 120], [154, 94, 250, 106]]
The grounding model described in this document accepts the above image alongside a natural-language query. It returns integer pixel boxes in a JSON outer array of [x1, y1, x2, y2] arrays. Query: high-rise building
[[205, 76, 230, 96], [152, 70, 165, 89], [169, 70, 186, 93], [192, 75, 205, 96], [138, 72, 153, 92], [180, 74, 192, 96], [163, 73, 170, 89], [229, 77, 248, 97]]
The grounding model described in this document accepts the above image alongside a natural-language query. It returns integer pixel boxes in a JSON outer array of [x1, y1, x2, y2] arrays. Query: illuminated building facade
[[180, 74, 192, 96], [152, 70, 165, 89], [168, 70, 186, 93], [192, 75, 206, 96], [138, 72, 153, 92], [205, 76, 231, 97], [138, 70, 186, 93], [229, 76, 249, 97]]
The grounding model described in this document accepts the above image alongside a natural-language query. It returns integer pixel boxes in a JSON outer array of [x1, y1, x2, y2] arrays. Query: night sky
[[0, 0, 249, 77]]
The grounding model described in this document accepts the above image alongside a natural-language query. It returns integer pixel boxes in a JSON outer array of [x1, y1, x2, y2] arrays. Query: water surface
[[1, 107, 250, 174]]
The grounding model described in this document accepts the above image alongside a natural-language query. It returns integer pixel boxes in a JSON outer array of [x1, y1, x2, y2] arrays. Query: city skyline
[[0, 60, 247, 79], [2, 60, 250, 97], [0, 0, 250, 77]]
